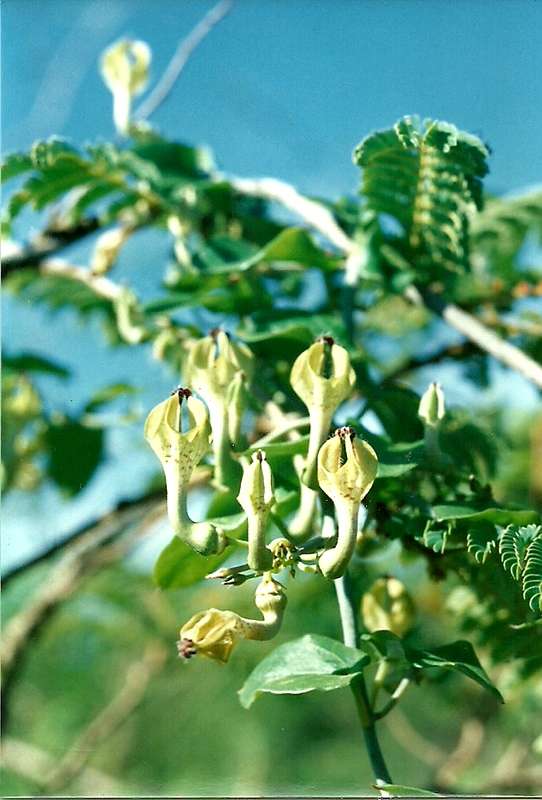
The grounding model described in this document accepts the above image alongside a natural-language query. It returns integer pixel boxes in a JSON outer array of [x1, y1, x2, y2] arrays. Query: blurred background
[[2, 0, 542, 796]]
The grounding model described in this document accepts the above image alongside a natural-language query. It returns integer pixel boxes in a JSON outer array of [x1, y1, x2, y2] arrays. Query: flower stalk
[[237, 450, 274, 572]]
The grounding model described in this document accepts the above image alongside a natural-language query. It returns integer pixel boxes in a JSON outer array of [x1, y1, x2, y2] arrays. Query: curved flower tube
[[177, 574, 287, 663], [317, 427, 378, 579], [237, 450, 274, 572], [290, 337, 355, 489], [144, 388, 224, 555], [185, 330, 254, 488]]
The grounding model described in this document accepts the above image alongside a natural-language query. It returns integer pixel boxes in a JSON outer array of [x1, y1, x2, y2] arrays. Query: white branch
[[229, 174, 542, 389], [135, 0, 233, 121], [41, 258, 123, 302]]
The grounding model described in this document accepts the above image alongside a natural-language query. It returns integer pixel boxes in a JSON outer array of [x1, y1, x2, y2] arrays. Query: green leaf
[[356, 428, 424, 478], [45, 419, 104, 495], [239, 313, 348, 354], [471, 190, 542, 261], [522, 534, 542, 613], [242, 436, 309, 459], [1, 152, 33, 182], [239, 634, 369, 708], [254, 227, 337, 270], [2, 351, 70, 379], [467, 523, 497, 564], [84, 383, 138, 413], [131, 138, 213, 181], [359, 630, 409, 665], [407, 640, 503, 702], [375, 783, 441, 797], [195, 227, 338, 275], [354, 116, 490, 281], [422, 526, 449, 554], [152, 537, 229, 589], [432, 504, 540, 526], [499, 523, 541, 581]]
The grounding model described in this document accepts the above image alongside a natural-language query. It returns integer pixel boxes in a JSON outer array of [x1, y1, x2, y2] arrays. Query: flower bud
[[100, 39, 151, 134], [418, 382, 446, 465], [91, 226, 132, 275], [290, 338, 355, 488], [237, 450, 274, 572], [254, 574, 287, 623], [114, 287, 147, 344], [418, 382, 445, 428], [178, 574, 286, 663], [144, 389, 223, 554], [185, 330, 253, 488], [361, 577, 415, 637], [317, 427, 378, 579]]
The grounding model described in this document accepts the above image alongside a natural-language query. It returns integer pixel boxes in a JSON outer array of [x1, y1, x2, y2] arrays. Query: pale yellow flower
[[100, 39, 150, 134], [178, 575, 287, 663], [144, 389, 223, 554], [184, 330, 253, 488], [290, 338, 355, 489], [317, 427, 378, 579]]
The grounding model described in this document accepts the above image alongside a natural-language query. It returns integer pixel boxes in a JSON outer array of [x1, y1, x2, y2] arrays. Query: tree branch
[[40, 256, 124, 301], [418, 288, 542, 389], [44, 642, 167, 793], [1, 218, 99, 275], [1, 499, 163, 708], [382, 341, 480, 383], [1, 736, 125, 795], [1, 489, 163, 586], [229, 174, 542, 390], [134, 0, 234, 121]]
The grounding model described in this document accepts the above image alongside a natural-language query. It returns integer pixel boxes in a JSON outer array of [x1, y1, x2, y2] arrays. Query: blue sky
[[3, 0, 542, 570]]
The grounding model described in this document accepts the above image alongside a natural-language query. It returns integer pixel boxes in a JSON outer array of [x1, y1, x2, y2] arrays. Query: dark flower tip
[[335, 426, 356, 440], [176, 638, 197, 660], [319, 335, 335, 347], [171, 386, 192, 402]]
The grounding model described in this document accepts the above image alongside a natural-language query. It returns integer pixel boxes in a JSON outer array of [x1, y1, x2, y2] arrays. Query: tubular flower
[[290, 337, 355, 489], [317, 427, 378, 579], [144, 389, 224, 555], [184, 330, 254, 488], [418, 382, 446, 465], [361, 577, 415, 637], [237, 450, 274, 572], [177, 574, 287, 663], [100, 39, 150, 134]]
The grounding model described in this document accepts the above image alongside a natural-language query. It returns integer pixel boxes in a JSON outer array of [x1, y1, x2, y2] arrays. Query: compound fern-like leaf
[[522, 531, 542, 613], [353, 115, 490, 282]]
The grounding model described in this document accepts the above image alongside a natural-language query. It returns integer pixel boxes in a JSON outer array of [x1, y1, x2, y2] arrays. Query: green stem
[[209, 402, 240, 489], [334, 576, 393, 786]]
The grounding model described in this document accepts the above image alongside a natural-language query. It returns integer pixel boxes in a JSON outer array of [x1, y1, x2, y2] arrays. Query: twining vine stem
[[334, 575, 393, 786]]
